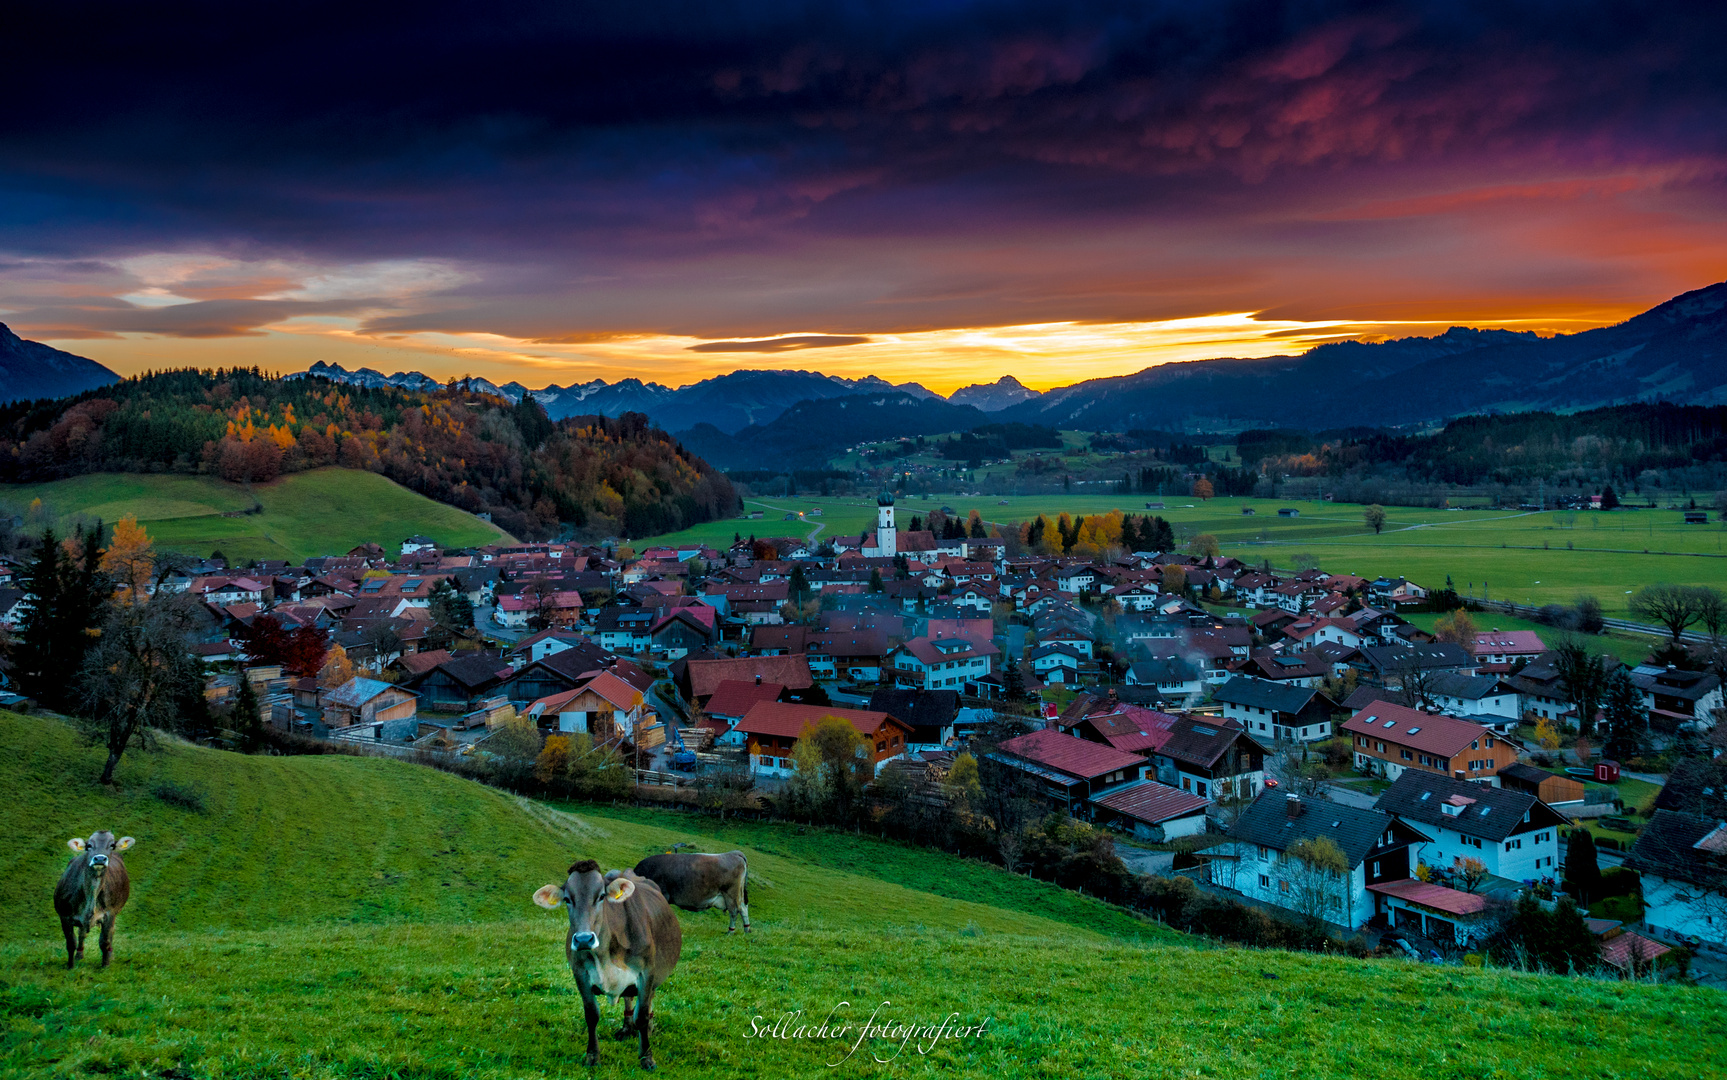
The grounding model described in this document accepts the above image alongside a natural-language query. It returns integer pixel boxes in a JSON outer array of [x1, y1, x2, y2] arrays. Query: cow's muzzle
[[90, 855, 108, 869], [572, 931, 599, 952]]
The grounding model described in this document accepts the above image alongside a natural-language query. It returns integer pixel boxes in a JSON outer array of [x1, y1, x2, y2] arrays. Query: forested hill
[[0, 369, 736, 540]]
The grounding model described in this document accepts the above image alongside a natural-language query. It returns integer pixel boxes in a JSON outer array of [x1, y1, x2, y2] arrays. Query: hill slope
[[0, 467, 512, 562], [0, 323, 120, 405]]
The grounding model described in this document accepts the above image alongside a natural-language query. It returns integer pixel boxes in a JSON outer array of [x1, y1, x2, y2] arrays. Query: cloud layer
[[3, 1, 1725, 386]]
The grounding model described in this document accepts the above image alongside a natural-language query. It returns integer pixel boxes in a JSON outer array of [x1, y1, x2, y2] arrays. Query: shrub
[[150, 780, 208, 813]]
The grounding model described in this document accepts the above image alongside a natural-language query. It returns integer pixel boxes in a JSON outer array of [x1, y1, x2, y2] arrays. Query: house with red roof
[[702, 678, 786, 742], [1089, 780, 1212, 842], [1342, 700, 1506, 784], [1469, 629, 1547, 673], [732, 701, 913, 778], [990, 728, 1149, 814]]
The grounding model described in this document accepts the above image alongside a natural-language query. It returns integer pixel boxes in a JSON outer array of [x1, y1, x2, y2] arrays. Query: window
[[1400, 749, 1413, 761], [1259, 874, 1270, 888], [1485, 737, 1495, 748], [1505, 838, 1522, 851], [1257, 846, 1270, 860], [876, 741, 887, 753], [758, 755, 774, 766]]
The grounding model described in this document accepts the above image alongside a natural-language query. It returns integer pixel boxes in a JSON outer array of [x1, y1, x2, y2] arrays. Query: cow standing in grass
[[534, 860, 682, 1071], [632, 850, 751, 932], [54, 831, 134, 969]]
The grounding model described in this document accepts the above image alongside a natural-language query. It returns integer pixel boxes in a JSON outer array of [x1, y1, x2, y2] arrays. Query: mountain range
[[7, 277, 1726, 467], [0, 323, 120, 403]]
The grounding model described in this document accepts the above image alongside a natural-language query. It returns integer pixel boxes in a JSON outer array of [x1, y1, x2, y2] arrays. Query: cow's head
[[533, 859, 635, 954], [68, 831, 133, 877]]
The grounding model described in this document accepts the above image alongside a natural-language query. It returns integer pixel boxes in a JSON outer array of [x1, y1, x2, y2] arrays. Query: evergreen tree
[[1601, 667, 1647, 761], [969, 515, 986, 539], [1003, 658, 1026, 701], [1563, 829, 1600, 903], [13, 528, 63, 703], [1120, 515, 1139, 553], [908, 515, 922, 533], [17, 525, 110, 708], [1599, 485, 1619, 511], [788, 564, 810, 605], [868, 568, 884, 593]]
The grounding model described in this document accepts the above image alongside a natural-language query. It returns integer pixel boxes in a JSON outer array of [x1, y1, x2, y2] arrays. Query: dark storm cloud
[[3, 1, 1726, 343]]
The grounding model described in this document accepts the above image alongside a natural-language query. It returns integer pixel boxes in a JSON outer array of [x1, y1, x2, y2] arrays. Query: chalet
[[1282, 617, 1365, 651], [888, 635, 997, 691], [1222, 792, 1430, 929], [1374, 770, 1569, 882], [1027, 643, 1086, 685], [1214, 678, 1338, 744], [525, 670, 647, 742], [1147, 716, 1268, 802], [1090, 781, 1212, 842], [1124, 655, 1205, 701], [991, 728, 1149, 814], [807, 629, 891, 682], [701, 678, 785, 742], [1367, 576, 1428, 606], [594, 607, 657, 652], [322, 677, 418, 739], [1354, 643, 1478, 685], [1623, 812, 1727, 946], [678, 653, 815, 705], [1367, 878, 1495, 949], [1630, 664, 1723, 729], [867, 687, 959, 748], [1427, 673, 1520, 724], [499, 643, 618, 705], [734, 702, 912, 778], [1469, 629, 1546, 673], [401, 535, 438, 555], [1496, 762, 1586, 808], [1343, 701, 1505, 784], [405, 654, 515, 711], [1505, 650, 1621, 725], [650, 606, 717, 658], [1243, 651, 1333, 688]]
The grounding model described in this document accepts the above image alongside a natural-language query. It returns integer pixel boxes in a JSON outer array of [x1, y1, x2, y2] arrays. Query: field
[[1399, 611, 1663, 665], [0, 468, 513, 563], [646, 496, 1727, 618], [4, 713, 1723, 1078]]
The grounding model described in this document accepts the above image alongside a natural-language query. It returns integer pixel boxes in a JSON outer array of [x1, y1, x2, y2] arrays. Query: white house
[[1222, 792, 1432, 930], [1428, 673, 1521, 722], [1373, 771, 1570, 883], [888, 635, 997, 690], [1624, 811, 1727, 946], [1028, 643, 1085, 685]]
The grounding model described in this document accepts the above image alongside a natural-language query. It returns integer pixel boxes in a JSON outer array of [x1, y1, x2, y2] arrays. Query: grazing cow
[[534, 860, 682, 1071], [53, 830, 134, 970], [631, 850, 751, 933]]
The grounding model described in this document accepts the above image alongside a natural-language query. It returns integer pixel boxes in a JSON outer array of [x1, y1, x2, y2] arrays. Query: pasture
[[3, 712, 1722, 1078], [0, 468, 512, 563], [644, 496, 1727, 618]]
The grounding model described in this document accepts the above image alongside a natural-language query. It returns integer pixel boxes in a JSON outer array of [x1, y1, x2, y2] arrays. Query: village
[[47, 489, 1726, 979]]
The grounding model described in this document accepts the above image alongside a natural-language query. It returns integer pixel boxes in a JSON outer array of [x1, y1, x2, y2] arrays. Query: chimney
[[755, 674, 762, 685], [1285, 793, 1302, 818]]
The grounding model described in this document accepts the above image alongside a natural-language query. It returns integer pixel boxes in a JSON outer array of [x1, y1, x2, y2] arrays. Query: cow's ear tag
[[115, 837, 135, 852], [606, 878, 636, 904], [533, 884, 564, 909], [67, 838, 86, 852]]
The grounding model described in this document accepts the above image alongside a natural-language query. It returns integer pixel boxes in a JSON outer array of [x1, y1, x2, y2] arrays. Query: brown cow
[[53, 830, 134, 970], [534, 859, 682, 1071], [631, 850, 751, 932]]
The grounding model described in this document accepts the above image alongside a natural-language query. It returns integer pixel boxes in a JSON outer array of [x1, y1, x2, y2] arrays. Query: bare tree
[[1552, 640, 1608, 740], [1393, 657, 1440, 709], [1628, 584, 1708, 644], [76, 592, 206, 784]]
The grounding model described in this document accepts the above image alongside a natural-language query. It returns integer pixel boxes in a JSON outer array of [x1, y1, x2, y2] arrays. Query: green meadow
[[3, 712, 1722, 1078], [645, 496, 1727, 618], [0, 468, 512, 563]]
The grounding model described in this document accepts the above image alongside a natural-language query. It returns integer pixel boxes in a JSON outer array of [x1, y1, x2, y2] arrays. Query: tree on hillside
[[1191, 477, 1214, 500], [1552, 641, 1608, 741], [1489, 894, 1599, 973], [1364, 504, 1387, 534], [1629, 583, 1707, 644], [232, 673, 263, 754], [1574, 594, 1606, 635], [1599, 485, 1620, 511], [76, 591, 205, 784], [968, 511, 986, 538]]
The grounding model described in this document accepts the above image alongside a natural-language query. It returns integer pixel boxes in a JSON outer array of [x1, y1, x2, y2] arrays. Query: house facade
[[1374, 770, 1569, 882], [1343, 701, 1506, 784]]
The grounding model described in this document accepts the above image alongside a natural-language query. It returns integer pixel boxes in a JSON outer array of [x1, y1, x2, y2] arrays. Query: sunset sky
[[3, 2, 1725, 394]]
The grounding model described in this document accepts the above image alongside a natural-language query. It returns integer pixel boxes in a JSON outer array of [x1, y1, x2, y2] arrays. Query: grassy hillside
[[646, 495, 1725, 619], [0, 467, 512, 562], [3, 712, 1720, 1078]]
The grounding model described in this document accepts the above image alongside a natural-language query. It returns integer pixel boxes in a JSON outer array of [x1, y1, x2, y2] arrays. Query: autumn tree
[[319, 643, 357, 688], [1285, 836, 1350, 925], [1363, 505, 1387, 534], [1452, 856, 1489, 894], [1161, 565, 1187, 595], [1433, 609, 1478, 646], [1191, 477, 1214, 500], [99, 514, 155, 602], [1187, 533, 1220, 558]]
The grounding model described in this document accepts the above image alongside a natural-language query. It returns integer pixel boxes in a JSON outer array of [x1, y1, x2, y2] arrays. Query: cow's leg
[[74, 921, 88, 960], [98, 913, 116, 968], [579, 985, 601, 1067], [741, 879, 751, 932], [636, 976, 657, 1071], [60, 917, 78, 969], [615, 989, 638, 1040]]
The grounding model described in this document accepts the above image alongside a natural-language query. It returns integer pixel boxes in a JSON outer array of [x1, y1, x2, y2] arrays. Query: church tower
[[875, 491, 896, 557]]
